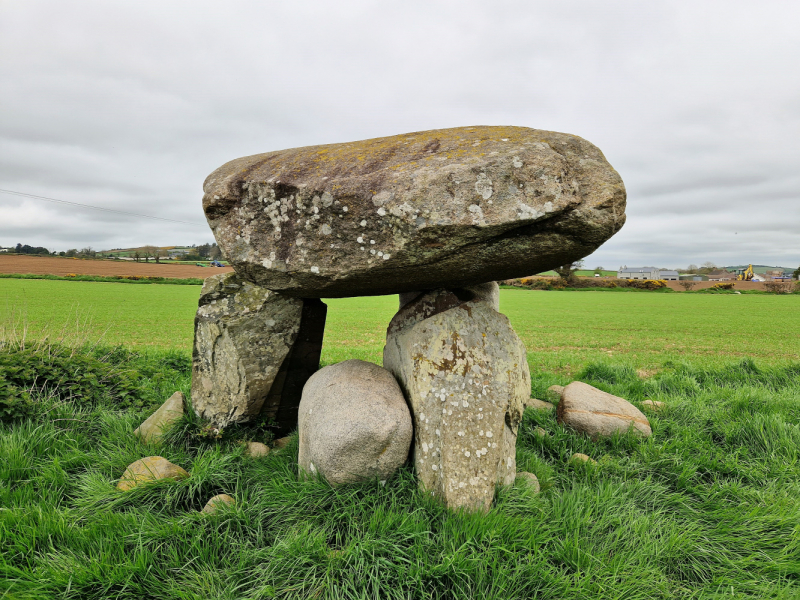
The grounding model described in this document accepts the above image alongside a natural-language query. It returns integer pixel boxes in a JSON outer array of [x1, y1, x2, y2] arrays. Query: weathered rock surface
[[244, 441, 270, 458], [557, 381, 651, 439], [383, 289, 530, 512], [399, 282, 500, 311], [117, 456, 189, 491], [134, 391, 185, 443], [201, 493, 236, 514], [546, 385, 565, 401], [516, 472, 540, 494], [527, 398, 554, 411], [203, 126, 626, 298], [191, 272, 326, 431], [298, 360, 412, 485]]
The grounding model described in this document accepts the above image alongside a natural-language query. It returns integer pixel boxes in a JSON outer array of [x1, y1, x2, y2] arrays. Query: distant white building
[[618, 267, 659, 280], [617, 267, 678, 281]]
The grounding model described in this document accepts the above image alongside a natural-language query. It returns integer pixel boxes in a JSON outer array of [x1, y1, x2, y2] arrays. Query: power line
[[0, 188, 206, 226]]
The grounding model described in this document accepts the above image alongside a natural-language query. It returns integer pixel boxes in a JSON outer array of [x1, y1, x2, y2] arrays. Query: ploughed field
[[1, 279, 799, 599], [0, 254, 233, 279]]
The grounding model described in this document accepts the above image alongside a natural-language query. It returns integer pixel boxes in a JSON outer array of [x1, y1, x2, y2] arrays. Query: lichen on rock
[[202, 126, 626, 298]]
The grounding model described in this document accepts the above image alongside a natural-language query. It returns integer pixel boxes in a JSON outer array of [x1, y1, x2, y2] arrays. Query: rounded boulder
[[298, 359, 412, 486]]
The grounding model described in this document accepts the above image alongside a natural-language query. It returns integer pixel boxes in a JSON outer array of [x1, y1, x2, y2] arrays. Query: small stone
[[570, 453, 597, 465], [546, 385, 565, 401], [134, 391, 185, 443], [641, 400, 665, 411], [533, 427, 548, 438], [527, 398, 554, 411], [298, 360, 412, 486], [201, 493, 235, 515], [516, 472, 540, 493], [244, 441, 270, 458], [117, 456, 189, 491], [557, 381, 651, 439], [273, 436, 292, 450]]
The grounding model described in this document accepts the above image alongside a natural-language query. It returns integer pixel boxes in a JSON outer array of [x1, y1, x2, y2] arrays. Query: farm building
[[707, 270, 734, 281], [617, 267, 678, 280], [618, 267, 659, 280]]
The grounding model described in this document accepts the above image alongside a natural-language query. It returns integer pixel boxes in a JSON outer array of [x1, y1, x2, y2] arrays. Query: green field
[[2, 279, 798, 372], [2, 280, 800, 598]]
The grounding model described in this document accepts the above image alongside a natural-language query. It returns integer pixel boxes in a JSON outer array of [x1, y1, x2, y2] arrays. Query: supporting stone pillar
[[261, 298, 327, 437], [383, 284, 530, 512], [191, 273, 326, 433]]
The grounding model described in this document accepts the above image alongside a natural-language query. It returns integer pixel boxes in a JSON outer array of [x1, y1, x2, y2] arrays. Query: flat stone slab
[[203, 126, 626, 297], [557, 381, 651, 439]]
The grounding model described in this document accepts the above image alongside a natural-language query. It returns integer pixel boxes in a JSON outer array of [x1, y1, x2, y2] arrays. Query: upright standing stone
[[191, 272, 326, 431], [383, 289, 530, 512]]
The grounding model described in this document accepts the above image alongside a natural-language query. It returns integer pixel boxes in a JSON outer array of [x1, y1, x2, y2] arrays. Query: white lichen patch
[[474, 173, 493, 199]]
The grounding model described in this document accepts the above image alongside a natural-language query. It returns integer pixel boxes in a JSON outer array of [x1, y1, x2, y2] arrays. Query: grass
[[3, 280, 798, 372], [1, 280, 800, 598]]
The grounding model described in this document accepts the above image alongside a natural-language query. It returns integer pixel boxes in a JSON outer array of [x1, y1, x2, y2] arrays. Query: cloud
[[0, 0, 798, 270]]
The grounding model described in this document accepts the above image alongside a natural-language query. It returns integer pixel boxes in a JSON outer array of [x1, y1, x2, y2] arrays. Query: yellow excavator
[[737, 265, 754, 281]]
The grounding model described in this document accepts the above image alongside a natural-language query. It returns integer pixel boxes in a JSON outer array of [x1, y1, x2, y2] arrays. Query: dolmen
[[192, 125, 626, 511]]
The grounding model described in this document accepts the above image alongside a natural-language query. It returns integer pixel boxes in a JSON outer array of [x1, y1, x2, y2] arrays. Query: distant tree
[[65, 249, 78, 257], [78, 247, 96, 258], [141, 245, 158, 263], [594, 266, 604, 274], [793, 266, 800, 280], [687, 264, 698, 272], [132, 251, 141, 263], [698, 261, 717, 274], [58, 251, 66, 257], [14, 243, 50, 255], [554, 260, 584, 284]]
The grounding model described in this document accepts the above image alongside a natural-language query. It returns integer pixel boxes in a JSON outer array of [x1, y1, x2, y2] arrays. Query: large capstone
[[383, 289, 531, 512], [191, 272, 326, 432], [202, 126, 626, 298]]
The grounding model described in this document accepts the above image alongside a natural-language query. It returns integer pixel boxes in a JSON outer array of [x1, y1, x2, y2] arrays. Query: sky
[[1, 1, 798, 269]]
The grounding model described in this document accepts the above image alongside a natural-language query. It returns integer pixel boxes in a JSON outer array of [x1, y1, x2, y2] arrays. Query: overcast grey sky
[[1, 1, 798, 269]]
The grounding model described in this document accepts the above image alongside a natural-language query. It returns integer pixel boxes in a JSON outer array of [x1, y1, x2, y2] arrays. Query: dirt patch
[[0, 255, 233, 279]]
